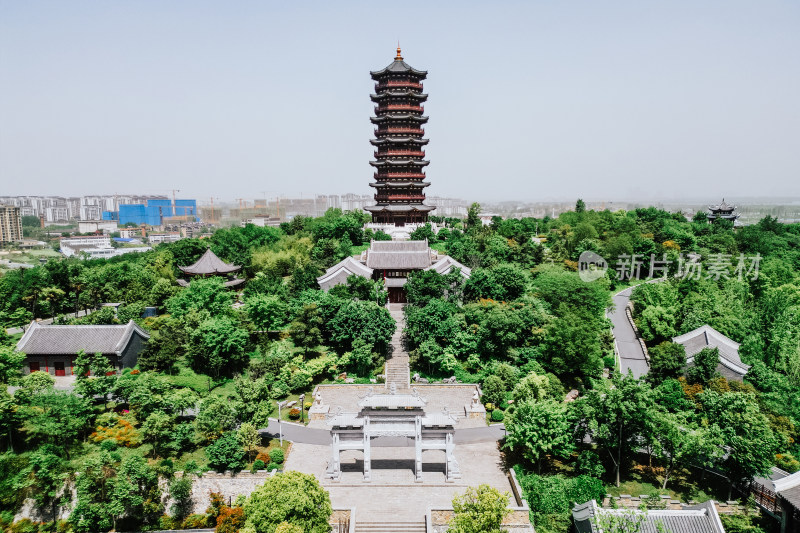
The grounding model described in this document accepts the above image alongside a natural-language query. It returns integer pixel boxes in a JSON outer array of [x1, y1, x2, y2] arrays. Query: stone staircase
[[355, 521, 426, 533], [384, 303, 410, 390]]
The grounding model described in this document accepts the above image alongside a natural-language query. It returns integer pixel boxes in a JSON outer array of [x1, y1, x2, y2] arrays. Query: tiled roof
[[370, 59, 427, 78], [773, 470, 800, 510], [425, 256, 472, 278], [178, 249, 240, 275], [317, 257, 374, 291], [573, 500, 725, 533], [673, 325, 749, 379], [16, 320, 149, 355], [365, 240, 432, 269]]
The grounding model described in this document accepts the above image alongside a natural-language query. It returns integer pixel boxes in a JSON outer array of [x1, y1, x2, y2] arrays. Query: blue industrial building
[[112, 199, 198, 226]]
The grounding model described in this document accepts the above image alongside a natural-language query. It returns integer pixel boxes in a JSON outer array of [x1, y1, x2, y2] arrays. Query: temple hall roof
[[365, 239, 433, 269], [573, 500, 725, 533], [425, 256, 472, 278], [16, 320, 150, 356], [178, 249, 241, 275], [672, 324, 749, 380]]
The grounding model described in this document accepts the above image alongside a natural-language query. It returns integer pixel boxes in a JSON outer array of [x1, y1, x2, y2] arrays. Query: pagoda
[[364, 46, 435, 226], [707, 199, 739, 223], [177, 248, 244, 288]]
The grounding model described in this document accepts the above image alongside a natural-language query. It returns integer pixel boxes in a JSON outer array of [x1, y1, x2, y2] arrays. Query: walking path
[[5, 308, 95, 335], [384, 303, 410, 390], [607, 286, 649, 378]]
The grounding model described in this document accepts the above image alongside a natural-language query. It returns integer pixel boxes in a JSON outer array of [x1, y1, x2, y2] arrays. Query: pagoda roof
[[370, 159, 429, 167], [708, 198, 736, 211], [364, 204, 435, 213], [370, 181, 431, 188], [370, 91, 428, 101], [370, 53, 428, 78], [371, 114, 428, 123], [370, 137, 429, 145], [178, 248, 241, 275]]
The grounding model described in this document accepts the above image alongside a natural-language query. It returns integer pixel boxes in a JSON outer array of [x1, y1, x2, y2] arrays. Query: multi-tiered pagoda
[[365, 47, 434, 226]]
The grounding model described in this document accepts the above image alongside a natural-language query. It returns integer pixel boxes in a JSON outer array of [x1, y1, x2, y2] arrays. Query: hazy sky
[[1, 1, 799, 203]]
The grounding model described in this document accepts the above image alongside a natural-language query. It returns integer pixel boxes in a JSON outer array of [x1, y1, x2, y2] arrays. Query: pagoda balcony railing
[[375, 150, 426, 158], [376, 81, 423, 90], [375, 128, 425, 136], [377, 195, 426, 202], [375, 105, 424, 113], [374, 172, 426, 179]]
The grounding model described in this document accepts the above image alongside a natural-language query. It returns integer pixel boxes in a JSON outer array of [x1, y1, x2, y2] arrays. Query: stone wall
[[602, 494, 751, 514]]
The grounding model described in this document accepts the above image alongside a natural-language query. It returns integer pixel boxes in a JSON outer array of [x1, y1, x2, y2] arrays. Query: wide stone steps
[[355, 522, 426, 533]]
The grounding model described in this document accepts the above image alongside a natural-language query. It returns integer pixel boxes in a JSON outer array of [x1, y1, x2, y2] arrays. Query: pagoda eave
[[370, 160, 430, 167], [370, 138, 429, 146], [370, 91, 428, 102], [371, 114, 428, 123], [364, 204, 436, 213], [370, 181, 430, 188]]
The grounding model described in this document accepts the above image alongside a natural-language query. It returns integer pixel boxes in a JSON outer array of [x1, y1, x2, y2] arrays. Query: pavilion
[[177, 248, 245, 288]]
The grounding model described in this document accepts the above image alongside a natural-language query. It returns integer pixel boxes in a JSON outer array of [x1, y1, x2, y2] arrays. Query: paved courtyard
[[285, 440, 515, 523]]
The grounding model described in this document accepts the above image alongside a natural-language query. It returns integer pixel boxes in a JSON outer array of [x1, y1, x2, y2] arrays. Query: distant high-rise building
[[365, 47, 434, 226], [0, 205, 23, 244]]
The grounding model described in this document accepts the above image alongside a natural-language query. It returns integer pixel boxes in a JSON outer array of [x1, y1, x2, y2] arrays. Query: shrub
[[267, 462, 281, 471], [575, 450, 605, 478], [288, 407, 301, 420], [216, 506, 245, 533], [181, 514, 209, 529], [603, 355, 615, 369], [269, 448, 285, 464], [8, 519, 39, 533], [252, 459, 266, 471], [255, 452, 270, 463], [491, 409, 505, 422], [206, 433, 246, 472]]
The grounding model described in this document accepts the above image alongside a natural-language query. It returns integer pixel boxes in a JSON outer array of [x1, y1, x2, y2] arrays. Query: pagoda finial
[[396, 42, 403, 60]]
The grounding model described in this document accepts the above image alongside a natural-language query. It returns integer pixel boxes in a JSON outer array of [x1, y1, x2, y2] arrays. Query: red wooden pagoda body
[[365, 47, 434, 226]]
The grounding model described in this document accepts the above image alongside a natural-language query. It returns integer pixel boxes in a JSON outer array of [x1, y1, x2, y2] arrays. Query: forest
[[0, 202, 798, 532]]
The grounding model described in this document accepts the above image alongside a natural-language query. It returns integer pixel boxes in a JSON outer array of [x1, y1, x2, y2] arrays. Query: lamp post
[[299, 394, 306, 424], [277, 400, 288, 446]]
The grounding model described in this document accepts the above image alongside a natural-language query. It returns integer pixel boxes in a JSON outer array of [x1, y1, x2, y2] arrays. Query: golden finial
[[396, 42, 403, 60]]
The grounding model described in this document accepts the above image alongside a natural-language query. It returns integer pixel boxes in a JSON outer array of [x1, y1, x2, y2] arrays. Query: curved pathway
[[607, 286, 649, 378]]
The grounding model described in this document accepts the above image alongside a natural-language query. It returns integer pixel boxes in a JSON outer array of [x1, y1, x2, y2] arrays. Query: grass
[[163, 365, 216, 394]]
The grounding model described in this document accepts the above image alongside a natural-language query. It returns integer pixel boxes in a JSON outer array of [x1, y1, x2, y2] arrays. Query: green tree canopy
[[243, 471, 332, 533]]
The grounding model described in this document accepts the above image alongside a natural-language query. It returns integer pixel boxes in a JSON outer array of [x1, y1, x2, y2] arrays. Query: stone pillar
[[363, 416, 371, 482], [326, 432, 341, 481], [415, 416, 423, 483], [445, 431, 461, 482]]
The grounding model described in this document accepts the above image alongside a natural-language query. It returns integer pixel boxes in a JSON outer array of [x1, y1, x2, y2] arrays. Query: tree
[[577, 373, 654, 486], [328, 300, 395, 353], [505, 399, 575, 473], [575, 199, 586, 213], [21, 391, 91, 457], [511, 372, 552, 405], [140, 411, 175, 458], [237, 422, 260, 461], [481, 375, 506, 408], [196, 396, 238, 442], [168, 476, 193, 524], [187, 316, 249, 377], [647, 342, 686, 383], [110, 455, 163, 530], [0, 345, 25, 383], [206, 432, 246, 472], [70, 451, 117, 532], [465, 202, 482, 232], [688, 347, 719, 385], [449, 484, 511, 533], [650, 411, 717, 490], [542, 309, 604, 380], [289, 304, 324, 355], [16, 444, 66, 526], [165, 277, 231, 318], [248, 294, 290, 332], [243, 471, 332, 533]]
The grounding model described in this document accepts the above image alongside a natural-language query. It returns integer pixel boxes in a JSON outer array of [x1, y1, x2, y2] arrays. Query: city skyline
[[2, 1, 799, 201]]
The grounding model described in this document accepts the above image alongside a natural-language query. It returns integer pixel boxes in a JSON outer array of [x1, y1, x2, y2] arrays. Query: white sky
[[1, 1, 799, 203]]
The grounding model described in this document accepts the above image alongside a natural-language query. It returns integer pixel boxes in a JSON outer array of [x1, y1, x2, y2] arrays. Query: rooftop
[[573, 500, 725, 533], [178, 248, 241, 276], [16, 320, 150, 355], [673, 324, 749, 379]]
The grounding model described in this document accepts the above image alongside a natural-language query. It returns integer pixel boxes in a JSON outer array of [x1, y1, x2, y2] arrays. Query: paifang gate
[[325, 388, 461, 483]]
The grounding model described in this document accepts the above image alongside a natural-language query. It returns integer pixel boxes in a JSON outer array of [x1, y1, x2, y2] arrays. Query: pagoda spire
[[396, 42, 403, 60]]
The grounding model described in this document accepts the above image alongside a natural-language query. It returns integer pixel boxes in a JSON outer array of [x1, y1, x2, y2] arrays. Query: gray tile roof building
[[673, 325, 749, 380], [573, 500, 726, 533], [17, 320, 150, 356]]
